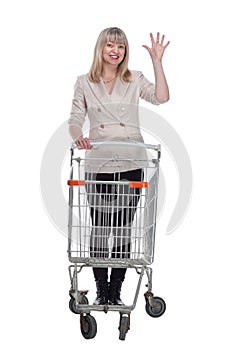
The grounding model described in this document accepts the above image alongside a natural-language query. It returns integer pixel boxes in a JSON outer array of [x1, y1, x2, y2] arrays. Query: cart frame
[[67, 141, 166, 340]]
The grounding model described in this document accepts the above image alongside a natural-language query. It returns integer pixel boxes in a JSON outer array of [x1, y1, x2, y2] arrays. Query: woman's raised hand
[[143, 32, 170, 61]]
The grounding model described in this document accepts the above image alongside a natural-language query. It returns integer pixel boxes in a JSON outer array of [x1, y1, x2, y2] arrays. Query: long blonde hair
[[88, 27, 131, 83]]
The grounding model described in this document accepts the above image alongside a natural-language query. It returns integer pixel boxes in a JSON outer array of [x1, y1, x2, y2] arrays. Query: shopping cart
[[67, 141, 166, 340]]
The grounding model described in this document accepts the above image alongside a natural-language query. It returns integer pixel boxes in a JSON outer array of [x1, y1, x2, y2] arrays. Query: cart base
[[68, 263, 166, 340]]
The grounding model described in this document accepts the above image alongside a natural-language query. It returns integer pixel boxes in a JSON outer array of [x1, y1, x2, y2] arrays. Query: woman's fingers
[[76, 137, 92, 149], [142, 44, 150, 52]]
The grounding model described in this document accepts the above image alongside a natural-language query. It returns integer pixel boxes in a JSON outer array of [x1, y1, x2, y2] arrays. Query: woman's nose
[[113, 45, 119, 53]]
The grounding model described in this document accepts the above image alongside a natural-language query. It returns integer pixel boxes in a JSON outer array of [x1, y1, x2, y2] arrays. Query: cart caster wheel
[[80, 314, 97, 339], [119, 315, 130, 341], [145, 296, 166, 318], [69, 295, 89, 314]]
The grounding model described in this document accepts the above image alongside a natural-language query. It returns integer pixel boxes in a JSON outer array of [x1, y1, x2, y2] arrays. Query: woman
[[68, 27, 169, 305]]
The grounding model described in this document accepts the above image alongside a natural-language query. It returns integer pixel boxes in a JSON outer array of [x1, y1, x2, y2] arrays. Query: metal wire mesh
[[67, 151, 159, 266]]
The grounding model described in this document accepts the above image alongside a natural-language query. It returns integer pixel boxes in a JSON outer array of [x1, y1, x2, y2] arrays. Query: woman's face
[[102, 41, 126, 67]]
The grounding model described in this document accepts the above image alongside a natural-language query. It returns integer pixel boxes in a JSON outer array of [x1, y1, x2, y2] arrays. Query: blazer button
[[100, 124, 105, 129], [97, 107, 101, 112], [120, 122, 125, 127]]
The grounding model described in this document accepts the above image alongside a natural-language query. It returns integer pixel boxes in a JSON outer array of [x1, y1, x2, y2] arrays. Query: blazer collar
[[87, 76, 130, 117], [85, 77, 129, 120]]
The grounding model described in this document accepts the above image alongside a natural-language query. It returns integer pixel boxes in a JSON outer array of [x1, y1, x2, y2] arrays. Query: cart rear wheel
[[119, 315, 130, 340], [69, 295, 89, 314], [145, 296, 166, 318], [80, 314, 97, 339]]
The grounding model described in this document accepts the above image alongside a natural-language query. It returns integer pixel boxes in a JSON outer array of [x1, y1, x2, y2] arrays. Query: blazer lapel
[[87, 76, 130, 120], [87, 79, 111, 104]]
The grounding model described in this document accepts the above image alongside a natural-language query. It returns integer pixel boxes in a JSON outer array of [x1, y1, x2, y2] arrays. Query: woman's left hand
[[143, 32, 170, 61]]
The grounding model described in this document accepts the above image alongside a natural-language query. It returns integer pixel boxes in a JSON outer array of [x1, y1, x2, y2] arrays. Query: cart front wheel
[[80, 314, 97, 339], [69, 295, 89, 314], [145, 296, 166, 318], [119, 315, 130, 340]]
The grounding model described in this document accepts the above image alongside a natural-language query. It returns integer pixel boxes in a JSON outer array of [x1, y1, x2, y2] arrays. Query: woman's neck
[[102, 66, 118, 81]]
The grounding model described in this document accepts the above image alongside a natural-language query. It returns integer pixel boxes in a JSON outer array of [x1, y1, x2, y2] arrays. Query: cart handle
[[67, 179, 148, 188], [71, 141, 161, 152]]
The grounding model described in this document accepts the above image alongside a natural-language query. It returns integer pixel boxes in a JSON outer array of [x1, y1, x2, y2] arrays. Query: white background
[[1, 0, 233, 348]]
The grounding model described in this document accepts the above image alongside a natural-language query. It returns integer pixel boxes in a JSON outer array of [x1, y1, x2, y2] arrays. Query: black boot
[[108, 278, 124, 305], [93, 279, 109, 305]]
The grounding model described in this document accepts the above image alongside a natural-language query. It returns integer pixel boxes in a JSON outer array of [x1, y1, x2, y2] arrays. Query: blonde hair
[[88, 27, 132, 83]]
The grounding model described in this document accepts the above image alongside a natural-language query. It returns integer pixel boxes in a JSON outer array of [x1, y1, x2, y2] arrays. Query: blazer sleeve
[[68, 76, 87, 127], [138, 72, 160, 105]]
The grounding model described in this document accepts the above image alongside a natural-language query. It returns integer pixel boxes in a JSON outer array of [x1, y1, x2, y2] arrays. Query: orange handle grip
[[67, 180, 86, 186], [129, 181, 148, 188]]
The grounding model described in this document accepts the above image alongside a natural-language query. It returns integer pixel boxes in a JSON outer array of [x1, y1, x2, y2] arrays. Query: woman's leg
[[92, 266, 109, 305], [86, 172, 115, 304], [109, 169, 143, 305], [111, 168, 143, 258]]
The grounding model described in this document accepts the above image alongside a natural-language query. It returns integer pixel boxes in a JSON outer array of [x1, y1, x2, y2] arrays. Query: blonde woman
[[69, 27, 170, 305]]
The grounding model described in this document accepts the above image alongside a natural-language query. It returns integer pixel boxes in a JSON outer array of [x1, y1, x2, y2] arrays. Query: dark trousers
[[86, 168, 143, 281]]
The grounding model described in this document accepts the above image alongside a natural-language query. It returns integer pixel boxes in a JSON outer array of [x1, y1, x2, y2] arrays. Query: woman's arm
[[143, 32, 170, 103], [68, 76, 92, 149]]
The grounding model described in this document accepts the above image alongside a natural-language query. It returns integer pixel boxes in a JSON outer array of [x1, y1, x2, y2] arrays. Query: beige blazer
[[69, 70, 160, 172]]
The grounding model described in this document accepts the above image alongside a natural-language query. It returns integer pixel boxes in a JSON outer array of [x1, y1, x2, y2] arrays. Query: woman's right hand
[[75, 137, 92, 149]]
